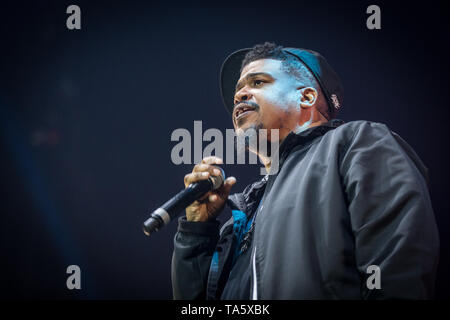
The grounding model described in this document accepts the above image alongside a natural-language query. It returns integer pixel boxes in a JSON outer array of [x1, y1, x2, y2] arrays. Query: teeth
[[236, 107, 253, 118]]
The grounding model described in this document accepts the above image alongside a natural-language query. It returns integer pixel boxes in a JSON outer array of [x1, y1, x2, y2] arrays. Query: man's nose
[[234, 88, 252, 105]]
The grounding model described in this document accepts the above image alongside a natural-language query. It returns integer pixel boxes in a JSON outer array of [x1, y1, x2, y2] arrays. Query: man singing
[[171, 42, 439, 299]]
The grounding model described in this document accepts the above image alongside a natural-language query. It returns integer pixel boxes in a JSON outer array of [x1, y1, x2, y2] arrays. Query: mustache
[[233, 101, 260, 112]]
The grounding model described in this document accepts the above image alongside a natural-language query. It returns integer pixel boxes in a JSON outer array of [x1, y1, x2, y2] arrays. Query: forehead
[[239, 59, 284, 81]]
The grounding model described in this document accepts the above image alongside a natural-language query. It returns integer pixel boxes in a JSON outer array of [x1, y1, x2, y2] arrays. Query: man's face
[[233, 59, 302, 141]]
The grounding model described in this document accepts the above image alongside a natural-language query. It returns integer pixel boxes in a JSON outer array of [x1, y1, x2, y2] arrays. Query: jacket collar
[[276, 118, 345, 169], [226, 119, 345, 216]]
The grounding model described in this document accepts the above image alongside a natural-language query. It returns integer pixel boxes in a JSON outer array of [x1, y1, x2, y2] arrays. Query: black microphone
[[143, 168, 225, 236]]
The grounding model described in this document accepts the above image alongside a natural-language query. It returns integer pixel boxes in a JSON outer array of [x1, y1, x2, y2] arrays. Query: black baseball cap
[[220, 47, 343, 119]]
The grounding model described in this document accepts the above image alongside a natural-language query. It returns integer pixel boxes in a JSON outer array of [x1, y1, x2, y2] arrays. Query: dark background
[[0, 0, 449, 299]]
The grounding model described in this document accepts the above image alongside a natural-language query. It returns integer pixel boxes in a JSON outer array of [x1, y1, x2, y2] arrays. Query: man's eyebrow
[[235, 72, 273, 91]]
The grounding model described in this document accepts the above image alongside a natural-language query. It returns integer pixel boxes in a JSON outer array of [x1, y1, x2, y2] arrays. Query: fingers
[[185, 157, 224, 188], [204, 177, 237, 205], [201, 156, 223, 165], [185, 157, 231, 192], [193, 164, 222, 176], [221, 177, 237, 195], [208, 194, 219, 202], [184, 171, 211, 187], [208, 177, 237, 201]]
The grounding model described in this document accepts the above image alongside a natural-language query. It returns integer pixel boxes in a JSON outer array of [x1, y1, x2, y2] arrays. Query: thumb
[[221, 176, 237, 195]]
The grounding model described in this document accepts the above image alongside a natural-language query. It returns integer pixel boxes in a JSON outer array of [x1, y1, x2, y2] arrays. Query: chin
[[236, 121, 262, 135]]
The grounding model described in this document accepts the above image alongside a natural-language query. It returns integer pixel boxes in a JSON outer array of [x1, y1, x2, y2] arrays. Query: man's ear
[[298, 87, 318, 109]]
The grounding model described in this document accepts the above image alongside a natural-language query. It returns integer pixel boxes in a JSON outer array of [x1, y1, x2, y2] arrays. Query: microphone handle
[[163, 180, 213, 217], [143, 179, 213, 235]]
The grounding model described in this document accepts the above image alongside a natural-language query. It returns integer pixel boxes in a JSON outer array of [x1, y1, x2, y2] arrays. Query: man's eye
[[253, 80, 264, 86]]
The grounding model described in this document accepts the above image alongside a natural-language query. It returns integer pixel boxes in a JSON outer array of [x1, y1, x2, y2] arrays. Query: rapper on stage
[[171, 42, 439, 299]]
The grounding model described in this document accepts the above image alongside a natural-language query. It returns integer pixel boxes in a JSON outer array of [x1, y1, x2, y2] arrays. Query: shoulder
[[330, 120, 394, 144], [334, 120, 391, 134]]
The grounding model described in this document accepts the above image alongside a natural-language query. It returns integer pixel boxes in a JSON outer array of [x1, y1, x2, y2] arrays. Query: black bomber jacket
[[171, 119, 440, 299]]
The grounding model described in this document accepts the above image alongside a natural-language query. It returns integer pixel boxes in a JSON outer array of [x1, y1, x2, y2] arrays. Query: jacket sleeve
[[340, 121, 440, 299], [171, 216, 220, 300]]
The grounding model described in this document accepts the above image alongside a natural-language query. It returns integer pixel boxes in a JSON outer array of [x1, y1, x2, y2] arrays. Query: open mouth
[[234, 104, 256, 121]]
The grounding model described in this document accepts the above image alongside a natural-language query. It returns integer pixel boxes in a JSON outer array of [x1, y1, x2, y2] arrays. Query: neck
[[255, 109, 328, 173], [294, 107, 328, 134]]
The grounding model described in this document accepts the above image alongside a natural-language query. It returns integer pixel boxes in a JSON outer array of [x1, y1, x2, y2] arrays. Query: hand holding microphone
[[184, 156, 237, 222], [143, 156, 237, 236]]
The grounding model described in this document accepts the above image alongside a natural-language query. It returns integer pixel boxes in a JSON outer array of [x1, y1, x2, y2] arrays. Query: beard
[[235, 122, 274, 158]]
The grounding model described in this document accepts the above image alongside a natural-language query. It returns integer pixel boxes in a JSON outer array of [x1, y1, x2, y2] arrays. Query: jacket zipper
[[251, 244, 258, 300], [251, 203, 264, 300], [249, 176, 268, 300]]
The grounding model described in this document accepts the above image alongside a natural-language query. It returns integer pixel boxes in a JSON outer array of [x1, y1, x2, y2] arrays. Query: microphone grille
[[210, 167, 225, 190]]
